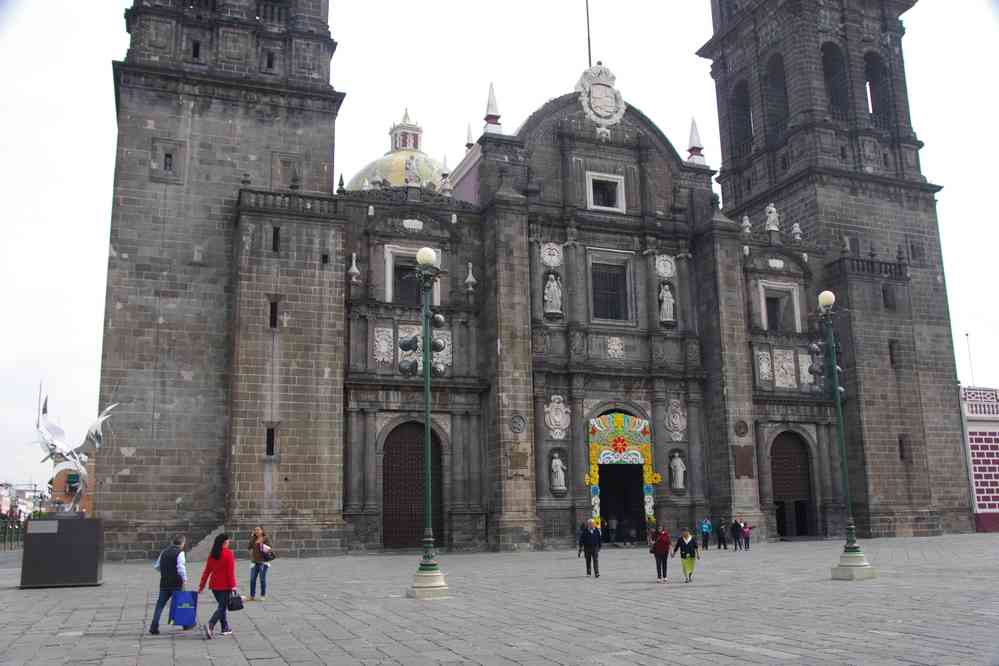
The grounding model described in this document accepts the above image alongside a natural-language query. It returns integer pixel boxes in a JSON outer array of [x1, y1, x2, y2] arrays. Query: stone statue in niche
[[659, 282, 676, 324], [550, 452, 567, 492], [544, 395, 571, 440], [765, 203, 781, 232], [543, 273, 563, 316], [670, 451, 687, 490]]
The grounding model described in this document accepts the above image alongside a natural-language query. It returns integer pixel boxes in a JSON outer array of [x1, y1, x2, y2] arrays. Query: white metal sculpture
[[33, 396, 117, 513]]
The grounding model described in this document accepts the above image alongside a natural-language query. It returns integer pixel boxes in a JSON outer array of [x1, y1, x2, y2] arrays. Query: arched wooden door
[[771, 431, 813, 537], [382, 422, 443, 548]]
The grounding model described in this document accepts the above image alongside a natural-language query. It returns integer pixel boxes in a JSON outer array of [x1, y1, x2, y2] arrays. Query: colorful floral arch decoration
[[584, 412, 662, 528]]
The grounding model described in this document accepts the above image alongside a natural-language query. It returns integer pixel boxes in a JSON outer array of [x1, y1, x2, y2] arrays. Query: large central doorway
[[771, 431, 813, 538], [598, 464, 644, 543], [382, 422, 443, 548]]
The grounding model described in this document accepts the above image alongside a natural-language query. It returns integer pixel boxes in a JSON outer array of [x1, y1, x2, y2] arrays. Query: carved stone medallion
[[734, 420, 749, 437], [575, 62, 627, 139], [665, 398, 688, 442], [655, 254, 676, 279], [544, 396, 571, 440], [540, 242, 563, 268], [510, 414, 527, 434]]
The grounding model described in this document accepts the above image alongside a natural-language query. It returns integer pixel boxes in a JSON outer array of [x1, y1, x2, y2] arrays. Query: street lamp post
[[818, 290, 877, 581], [402, 247, 450, 599]]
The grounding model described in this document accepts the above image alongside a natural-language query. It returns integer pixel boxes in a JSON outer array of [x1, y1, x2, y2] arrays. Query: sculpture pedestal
[[20, 515, 103, 588], [830, 550, 878, 581]]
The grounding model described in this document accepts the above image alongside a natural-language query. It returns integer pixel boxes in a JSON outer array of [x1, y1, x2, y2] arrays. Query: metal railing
[[0, 523, 23, 551]]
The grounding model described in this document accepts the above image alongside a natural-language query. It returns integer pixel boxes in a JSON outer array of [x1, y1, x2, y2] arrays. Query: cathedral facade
[[97, 0, 971, 559]]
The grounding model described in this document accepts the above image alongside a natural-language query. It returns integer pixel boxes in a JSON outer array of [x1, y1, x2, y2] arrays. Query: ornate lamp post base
[[407, 569, 450, 599], [831, 550, 878, 581]]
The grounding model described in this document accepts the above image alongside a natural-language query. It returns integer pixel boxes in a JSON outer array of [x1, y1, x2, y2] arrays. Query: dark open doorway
[[598, 464, 644, 543]]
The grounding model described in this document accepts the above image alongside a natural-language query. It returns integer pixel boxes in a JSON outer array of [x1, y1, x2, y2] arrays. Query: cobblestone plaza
[[2, 535, 997, 665]]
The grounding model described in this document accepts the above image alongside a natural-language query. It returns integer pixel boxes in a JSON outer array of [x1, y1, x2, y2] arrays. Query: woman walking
[[671, 527, 700, 583], [651, 527, 671, 583], [198, 533, 237, 639], [741, 523, 755, 550], [248, 526, 272, 601]]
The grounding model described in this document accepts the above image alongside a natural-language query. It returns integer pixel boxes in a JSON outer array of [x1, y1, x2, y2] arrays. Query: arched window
[[764, 54, 790, 141], [864, 52, 891, 127], [822, 43, 849, 120], [730, 80, 753, 158]]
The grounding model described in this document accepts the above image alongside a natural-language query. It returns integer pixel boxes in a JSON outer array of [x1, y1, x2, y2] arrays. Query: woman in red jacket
[[651, 527, 672, 583], [198, 533, 237, 639]]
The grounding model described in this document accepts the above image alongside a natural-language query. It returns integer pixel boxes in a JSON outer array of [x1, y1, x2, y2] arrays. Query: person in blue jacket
[[698, 517, 713, 551]]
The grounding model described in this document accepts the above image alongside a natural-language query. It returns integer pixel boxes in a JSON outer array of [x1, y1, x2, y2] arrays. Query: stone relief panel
[[798, 351, 813, 388], [372, 327, 393, 366], [606, 336, 625, 359], [398, 325, 452, 373], [540, 242, 563, 268], [544, 396, 571, 440], [773, 349, 798, 389], [665, 399, 688, 442], [756, 350, 773, 382], [655, 254, 676, 279]]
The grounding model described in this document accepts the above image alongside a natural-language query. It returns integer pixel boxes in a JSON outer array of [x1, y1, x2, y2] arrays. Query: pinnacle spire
[[687, 117, 706, 165], [484, 83, 502, 134], [466, 123, 474, 150], [402, 107, 411, 124]]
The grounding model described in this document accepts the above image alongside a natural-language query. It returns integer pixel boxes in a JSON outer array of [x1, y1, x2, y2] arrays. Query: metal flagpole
[[586, 0, 592, 67]]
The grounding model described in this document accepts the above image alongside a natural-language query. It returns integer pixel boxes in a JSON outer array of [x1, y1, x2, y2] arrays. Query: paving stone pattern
[[1, 535, 998, 665]]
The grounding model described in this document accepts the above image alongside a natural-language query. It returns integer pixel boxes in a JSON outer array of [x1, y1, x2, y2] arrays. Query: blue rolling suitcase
[[168, 590, 198, 628]]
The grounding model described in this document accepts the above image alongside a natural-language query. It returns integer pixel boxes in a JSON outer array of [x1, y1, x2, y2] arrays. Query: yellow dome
[[346, 149, 444, 191]]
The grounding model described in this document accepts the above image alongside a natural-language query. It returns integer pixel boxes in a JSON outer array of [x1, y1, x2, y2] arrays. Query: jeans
[[150, 589, 175, 630], [744, 535, 751, 550], [655, 554, 668, 579], [583, 548, 600, 576], [208, 590, 230, 632], [732, 533, 742, 550], [717, 534, 727, 549], [701, 533, 710, 550], [250, 563, 268, 597]]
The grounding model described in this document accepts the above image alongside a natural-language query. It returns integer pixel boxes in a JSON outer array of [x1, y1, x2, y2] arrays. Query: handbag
[[259, 543, 277, 562], [227, 591, 244, 612]]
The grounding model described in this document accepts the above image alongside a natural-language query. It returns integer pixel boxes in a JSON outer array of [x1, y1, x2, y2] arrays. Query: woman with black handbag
[[248, 526, 275, 601], [198, 533, 238, 639]]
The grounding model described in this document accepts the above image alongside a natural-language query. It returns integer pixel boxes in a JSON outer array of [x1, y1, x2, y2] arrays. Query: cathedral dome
[[346, 110, 446, 191]]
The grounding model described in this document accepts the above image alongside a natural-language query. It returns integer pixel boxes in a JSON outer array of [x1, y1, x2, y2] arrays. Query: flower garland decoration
[[584, 412, 662, 527]]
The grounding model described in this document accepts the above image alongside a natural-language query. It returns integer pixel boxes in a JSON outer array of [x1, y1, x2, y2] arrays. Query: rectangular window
[[265, 428, 276, 456], [888, 340, 900, 368], [192, 39, 201, 60], [909, 241, 925, 263], [266, 50, 275, 69], [321, 253, 329, 265], [848, 236, 861, 256], [882, 284, 896, 311], [269, 301, 278, 328], [272, 227, 280, 253], [163, 152, 174, 172], [592, 263, 628, 320], [898, 434, 910, 462], [765, 296, 782, 332], [586, 172, 625, 212], [393, 261, 421, 306]]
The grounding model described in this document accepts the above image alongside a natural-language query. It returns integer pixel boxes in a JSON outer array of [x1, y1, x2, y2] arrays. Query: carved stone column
[[653, 379, 670, 501], [529, 224, 544, 323], [570, 374, 587, 507], [565, 227, 585, 325], [645, 245, 660, 333], [676, 252, 693, 332], [686, 380, 706, 501], [468, 412, 482, 511], [346, 408, 364, 512], [363, 409, 378, 512], [755, 420, 775, 539], [452, 412, 467, 509], [534, 381, 548, 505]]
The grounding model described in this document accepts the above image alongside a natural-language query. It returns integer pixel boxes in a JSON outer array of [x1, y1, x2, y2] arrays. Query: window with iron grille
[[393, 262, 421, 306], [592, 263, 628, 320]]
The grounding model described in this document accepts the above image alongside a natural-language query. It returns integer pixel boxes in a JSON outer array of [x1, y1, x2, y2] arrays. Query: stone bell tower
[[98, 0, 346, 558], [698, 0, 971, 536]]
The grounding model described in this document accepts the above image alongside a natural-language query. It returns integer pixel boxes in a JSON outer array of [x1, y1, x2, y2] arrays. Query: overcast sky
[[1, 1, 996, 487]]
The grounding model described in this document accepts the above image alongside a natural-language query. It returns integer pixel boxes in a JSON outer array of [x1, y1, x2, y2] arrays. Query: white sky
[[1, 1, 997, 487]]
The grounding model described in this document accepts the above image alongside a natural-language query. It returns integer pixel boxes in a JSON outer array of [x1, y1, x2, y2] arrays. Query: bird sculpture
[[34, 397, 117, 513]]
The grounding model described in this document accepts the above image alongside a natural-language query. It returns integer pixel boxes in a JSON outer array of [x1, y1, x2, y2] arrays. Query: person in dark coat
[[651, 527, 671, 582], [149, 534, 193, 634], [578, 519, 602, 578], [717, 519, 728, 550], [730, 518, 743, 551], [577, 522, 586, 557]]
